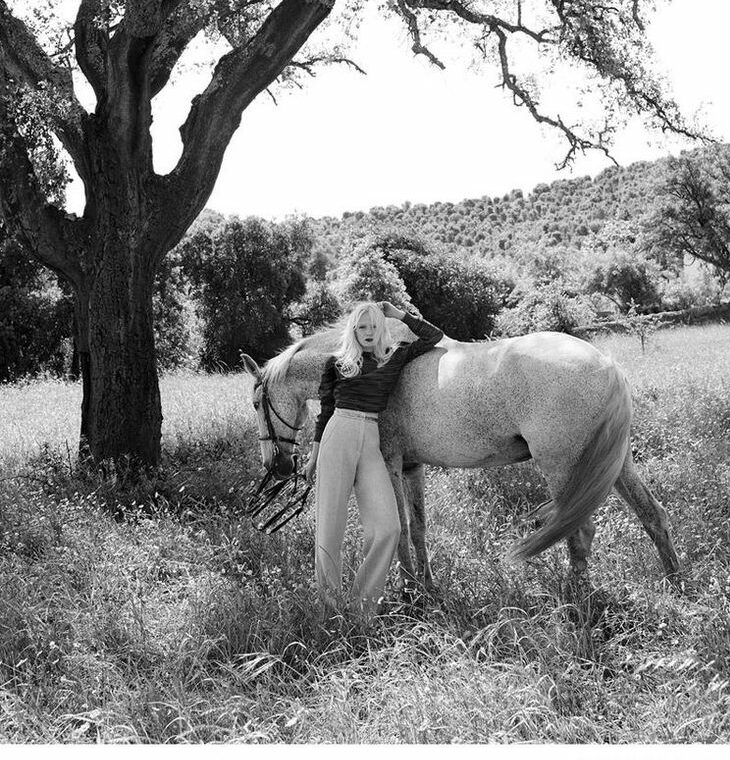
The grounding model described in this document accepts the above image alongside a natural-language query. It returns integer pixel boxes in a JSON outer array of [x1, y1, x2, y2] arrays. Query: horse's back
[[384, 331, 626, 468]]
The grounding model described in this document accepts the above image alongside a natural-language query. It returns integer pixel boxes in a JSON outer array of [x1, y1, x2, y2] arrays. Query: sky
[[65, 0, 730, 221]]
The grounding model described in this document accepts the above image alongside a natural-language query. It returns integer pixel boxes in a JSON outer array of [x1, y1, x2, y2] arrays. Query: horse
[[241, 319, 680, 592]]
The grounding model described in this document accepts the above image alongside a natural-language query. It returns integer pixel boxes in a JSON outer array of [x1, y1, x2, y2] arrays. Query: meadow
[[1, 324, 729, 743]]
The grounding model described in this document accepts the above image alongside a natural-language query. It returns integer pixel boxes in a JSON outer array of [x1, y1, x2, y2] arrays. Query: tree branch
[[73, 0, 109, 103], [0, 97, 85, 287], [493, 25, 614, 169], [0, 0, 90, 179], [159, 0, 334, 253], [149, 1, 258, 99], [124, 0, 167, 37], [101, 2, 186, 167], [403, 0, 557, 43], [149, 5, 209, 97], [395, 0, 707, 166], [287, 54, 367, 78], [396, 0, 445, 69]]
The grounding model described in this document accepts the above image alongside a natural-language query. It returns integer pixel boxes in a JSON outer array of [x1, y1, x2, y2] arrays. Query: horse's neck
[[289, 348, 331, 399]]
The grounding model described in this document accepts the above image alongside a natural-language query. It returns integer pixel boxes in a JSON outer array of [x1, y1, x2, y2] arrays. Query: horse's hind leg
[[403, 463, 435, 593], [614, 451, 680, 581], [567, 518, 596, 577], [531, 455, 597, 584]]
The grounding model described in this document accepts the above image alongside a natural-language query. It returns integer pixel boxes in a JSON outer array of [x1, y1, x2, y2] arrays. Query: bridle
[[254, 378, 302, 458], [245, 378, 312, 534]]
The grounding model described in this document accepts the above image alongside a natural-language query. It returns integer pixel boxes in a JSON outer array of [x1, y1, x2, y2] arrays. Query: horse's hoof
[[562, 571, 594, 602]]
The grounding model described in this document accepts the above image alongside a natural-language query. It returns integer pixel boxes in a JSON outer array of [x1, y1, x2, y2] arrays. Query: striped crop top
[[313, 312, 444, 442]]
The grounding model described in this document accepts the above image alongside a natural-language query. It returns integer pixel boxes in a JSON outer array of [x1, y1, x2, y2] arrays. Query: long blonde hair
[[334, 302, 396, 378]]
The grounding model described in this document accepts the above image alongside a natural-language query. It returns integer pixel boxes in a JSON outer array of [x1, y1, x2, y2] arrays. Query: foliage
[[660, 268, 725, 311], [308, 149, 726, 292], [0, 238, 72, 382], [152, 247, 200, 372], [647, 146, 730, 288], [333, 239, 415, 312], [496, 283, 596, 337], [380, 234, 514, 340], [579, 222, 663, 313], [178, 214, 309, 369], [290, 280, 343, 337]]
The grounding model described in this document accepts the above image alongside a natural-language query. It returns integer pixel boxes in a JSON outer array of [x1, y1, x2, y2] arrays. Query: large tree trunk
[[86, 248, 162, 467], [70, 242, 162, 467], [79, 134, 164, 467]]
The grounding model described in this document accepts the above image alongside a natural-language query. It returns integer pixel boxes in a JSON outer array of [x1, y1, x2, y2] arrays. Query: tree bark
[[77, 124, 164, 466], [86, 252, 162, 467]]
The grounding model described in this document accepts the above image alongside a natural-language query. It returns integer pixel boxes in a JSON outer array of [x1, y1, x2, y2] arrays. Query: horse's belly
[[403, 434, 531, 468], [391, 401, 530, 467]]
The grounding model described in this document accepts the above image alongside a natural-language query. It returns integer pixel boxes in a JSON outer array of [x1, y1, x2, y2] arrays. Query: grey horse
[[242, 320, 680, 590]]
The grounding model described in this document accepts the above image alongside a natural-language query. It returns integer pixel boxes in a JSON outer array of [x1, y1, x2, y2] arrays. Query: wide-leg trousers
[[315, 409, 401, 608]]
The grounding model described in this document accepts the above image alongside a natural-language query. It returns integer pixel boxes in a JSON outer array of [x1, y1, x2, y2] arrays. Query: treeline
[[2, 144, 729, 381]]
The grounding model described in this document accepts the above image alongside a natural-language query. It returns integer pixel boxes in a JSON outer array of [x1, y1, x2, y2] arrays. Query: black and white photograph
[[1, 0, 730, 746]]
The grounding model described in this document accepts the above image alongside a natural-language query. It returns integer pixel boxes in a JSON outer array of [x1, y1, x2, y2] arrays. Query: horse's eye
[[253, 401, 259, 410]]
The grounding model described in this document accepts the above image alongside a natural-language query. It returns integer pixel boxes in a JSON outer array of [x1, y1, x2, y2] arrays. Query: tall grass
[[1, 324, 729, 743]]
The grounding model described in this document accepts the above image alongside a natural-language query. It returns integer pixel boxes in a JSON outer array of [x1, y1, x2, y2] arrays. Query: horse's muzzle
[[269, 454, 295, 480]]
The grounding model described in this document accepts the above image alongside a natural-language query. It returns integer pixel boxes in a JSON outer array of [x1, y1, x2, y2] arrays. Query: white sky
[[65, 0, 730, 221]]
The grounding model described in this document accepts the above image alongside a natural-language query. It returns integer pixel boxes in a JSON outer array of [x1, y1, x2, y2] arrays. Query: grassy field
[[1, 324, 729, 743]]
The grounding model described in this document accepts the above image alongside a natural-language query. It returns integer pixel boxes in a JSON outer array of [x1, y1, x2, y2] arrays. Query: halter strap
[[254, 379, 301, 451]]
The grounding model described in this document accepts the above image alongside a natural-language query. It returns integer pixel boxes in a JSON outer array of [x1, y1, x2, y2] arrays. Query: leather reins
[[245, 379, 312, 534]]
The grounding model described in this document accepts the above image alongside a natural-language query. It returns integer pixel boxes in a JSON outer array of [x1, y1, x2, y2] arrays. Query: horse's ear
[[241, 353, 262, 381]]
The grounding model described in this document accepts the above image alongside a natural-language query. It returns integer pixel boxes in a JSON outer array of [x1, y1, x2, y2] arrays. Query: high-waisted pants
[[315, 408, 401, 608]]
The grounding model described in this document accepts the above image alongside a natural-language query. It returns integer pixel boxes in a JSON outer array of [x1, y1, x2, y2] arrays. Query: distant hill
[[306, 151, 692, 263]]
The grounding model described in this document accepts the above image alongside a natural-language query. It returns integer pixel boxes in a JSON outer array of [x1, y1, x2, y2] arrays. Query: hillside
[[307, 153, 680, 262]]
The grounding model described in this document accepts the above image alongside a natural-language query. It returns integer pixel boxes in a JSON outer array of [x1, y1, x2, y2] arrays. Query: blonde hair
[[334, 302, 396, 378]]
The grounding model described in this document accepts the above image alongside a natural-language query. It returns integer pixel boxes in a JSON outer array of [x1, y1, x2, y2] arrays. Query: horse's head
[[242, 353, 306, 480]]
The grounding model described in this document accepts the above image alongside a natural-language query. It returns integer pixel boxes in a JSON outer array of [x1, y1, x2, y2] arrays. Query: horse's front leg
[[403, 463, 435, 593], [384, 455, 418, 594]]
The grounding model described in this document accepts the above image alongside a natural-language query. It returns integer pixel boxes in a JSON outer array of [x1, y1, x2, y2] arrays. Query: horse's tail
[[509, 360, 632, 561]]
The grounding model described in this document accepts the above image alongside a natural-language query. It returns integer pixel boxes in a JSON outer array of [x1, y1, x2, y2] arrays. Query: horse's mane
[[261, 318, 346, 385], [261, 315, 420, 385]]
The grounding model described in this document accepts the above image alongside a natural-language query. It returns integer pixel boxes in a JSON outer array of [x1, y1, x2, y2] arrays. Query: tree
[[579, 221, 662, 313], [334, 240, 416, 311], [374, 233, 514, 339], [0, 237, 72, 381], [179, 214, 308, 367], [496, 282, 595, 337], [648, 148, 730, 293], [0, 0, 702, 468], [153, 243, 198, 372], [291, 280, 342, 336]]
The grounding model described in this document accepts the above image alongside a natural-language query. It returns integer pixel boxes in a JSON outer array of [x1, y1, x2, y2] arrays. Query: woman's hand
[[303, 446, 319, 483], [378, 301, 405, 320]]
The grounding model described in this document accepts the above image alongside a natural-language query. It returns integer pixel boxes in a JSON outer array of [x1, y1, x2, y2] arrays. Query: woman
[[303, 301, 444, 612]]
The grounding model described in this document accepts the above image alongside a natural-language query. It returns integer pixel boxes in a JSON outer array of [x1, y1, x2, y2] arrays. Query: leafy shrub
[[581, 248, 662, 314], [496, 283, 595, 337], [0, 242, 72, 382], [394, 251, 513, 339], [333, 240, 416, 312], [660, 269, 724, 311], [178, 214, 308, 368], [291, 281, 343, 336], [153, 247, 200, 371], [356, 231, 514, 340]]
